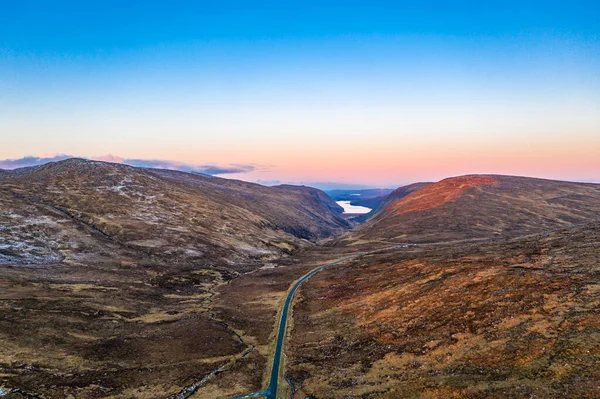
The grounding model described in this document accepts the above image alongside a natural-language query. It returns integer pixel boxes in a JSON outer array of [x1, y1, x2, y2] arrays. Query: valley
[[4, 2, 598, 398], [0, 159, 349, 398], [1, 161, 599, 399]]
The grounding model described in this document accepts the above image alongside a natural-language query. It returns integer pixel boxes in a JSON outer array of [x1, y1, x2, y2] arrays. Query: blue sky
[[1, 1, 599, 186]]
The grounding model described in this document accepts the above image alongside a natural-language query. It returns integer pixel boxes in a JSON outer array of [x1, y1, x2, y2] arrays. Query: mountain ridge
[[0, 158, 349, 268], [343, 174, 600, 245]]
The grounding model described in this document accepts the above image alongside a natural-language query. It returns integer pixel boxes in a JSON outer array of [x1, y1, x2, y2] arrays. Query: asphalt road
[[233, 245, 411, 399]]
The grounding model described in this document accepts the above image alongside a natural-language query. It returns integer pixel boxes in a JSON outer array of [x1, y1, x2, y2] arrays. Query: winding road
[[234, 245, 411, 399]]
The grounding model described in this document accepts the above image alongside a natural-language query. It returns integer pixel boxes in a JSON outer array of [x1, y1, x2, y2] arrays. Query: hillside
[[3, 168, 600, 398], [274, 184, 345, 218], [0, 158, 349, 268], [374, 182, 432, 212], [288, 221, 600, 398], [344, 175, 600, 244], [353, 182, 431, 223], [0, 158, 351, 398]]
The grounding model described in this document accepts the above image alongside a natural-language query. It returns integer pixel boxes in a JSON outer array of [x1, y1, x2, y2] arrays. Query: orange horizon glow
[[2, 2, 599, 188], [2, 133, 599, 187]]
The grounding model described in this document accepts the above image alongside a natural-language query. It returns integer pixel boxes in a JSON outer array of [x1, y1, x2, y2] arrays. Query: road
[[233, 245, 411, 399]]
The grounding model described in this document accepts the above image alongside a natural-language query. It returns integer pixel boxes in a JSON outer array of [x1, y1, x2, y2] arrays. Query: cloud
[[117, 159, 256, 175], [296, 181, 377, 190], [92, 154, 125, 163], [0, 154, 72, 169], [0, 154, 257, 176], [199, 164, 256, 175], [256, 179, 282, 186]]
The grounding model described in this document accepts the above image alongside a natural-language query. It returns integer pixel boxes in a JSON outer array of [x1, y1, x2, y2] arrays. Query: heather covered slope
[[354, 182, 431, 223], [0, 159, 349, 268], [344, 175, 600, 244], [374, 182, 432, 212], [0, 159, 350, 398], [0, 188, 128, 265], [275, 184, 345, 218], [288, 221, 600, 398]]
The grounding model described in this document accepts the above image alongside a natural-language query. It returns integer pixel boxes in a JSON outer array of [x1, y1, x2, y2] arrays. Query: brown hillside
[[344, 175, 600, 244], [0, 158, 349, 268], [0, 158, 349, 398], [288, 221, 600, 398], [388, 176, 497, 215], [354, 182, 431, 223]]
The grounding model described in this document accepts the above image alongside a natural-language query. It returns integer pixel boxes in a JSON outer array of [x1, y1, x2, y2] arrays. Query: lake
[[336, 201, 372, 214]]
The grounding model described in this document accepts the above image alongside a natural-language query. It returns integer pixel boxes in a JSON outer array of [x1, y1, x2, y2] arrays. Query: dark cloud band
[[0, 155, 73, 169], [0, 155, 256, 176]]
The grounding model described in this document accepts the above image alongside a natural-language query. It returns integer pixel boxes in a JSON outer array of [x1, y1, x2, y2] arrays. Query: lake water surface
[[336, 201, 372, 214]]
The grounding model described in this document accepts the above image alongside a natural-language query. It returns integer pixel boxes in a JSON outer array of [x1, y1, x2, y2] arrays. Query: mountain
[[353, 182, 431, 223], [373, 182, 432, 212], [0, 158, 351, 399], [275, 184, 345, 216], [0, 158, 349, 268], [287, 221, 600, 398], [344, 175, 600, 244], [3, 167, 600, 398]]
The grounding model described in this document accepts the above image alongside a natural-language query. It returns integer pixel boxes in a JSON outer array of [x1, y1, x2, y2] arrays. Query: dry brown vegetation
[[0, 159, 350, 398], [347, 175, 600, 244], [1, 159, 349, 267], [389, 176, 497, 216], [2, 163, 600, 399], [287, 222, 600, 398], [0, 254, 247, 398]]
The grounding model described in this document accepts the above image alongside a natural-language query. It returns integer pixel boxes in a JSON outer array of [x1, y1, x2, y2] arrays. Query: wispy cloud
[[121, 159, 256, 175], [0, 154, 73, 169], [297, 182, 377, 190], [0, 154, 257, 176], [256, 179, 380, 190]]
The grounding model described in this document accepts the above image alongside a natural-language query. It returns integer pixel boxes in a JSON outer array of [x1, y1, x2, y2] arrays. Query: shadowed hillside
[[0, 158, 349, 268], [0, 158, 350, 398], [344, 175, 600, 244]]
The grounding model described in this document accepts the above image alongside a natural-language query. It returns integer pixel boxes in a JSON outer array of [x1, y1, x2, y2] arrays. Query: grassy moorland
[[0, 159, 349, 398], [2, 165, 600, 399], [287, 222, 600, 398]]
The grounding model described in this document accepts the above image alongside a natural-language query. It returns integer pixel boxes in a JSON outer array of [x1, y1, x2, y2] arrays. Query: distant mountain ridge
[[343, 174, 600, 244]]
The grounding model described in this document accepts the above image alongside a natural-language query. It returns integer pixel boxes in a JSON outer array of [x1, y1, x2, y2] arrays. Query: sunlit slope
[[344, 175, 600, 244], [289, 221, 600, 398]]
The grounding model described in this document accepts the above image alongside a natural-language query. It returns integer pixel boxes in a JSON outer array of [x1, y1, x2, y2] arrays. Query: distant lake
[[336, 201, 372, 214]]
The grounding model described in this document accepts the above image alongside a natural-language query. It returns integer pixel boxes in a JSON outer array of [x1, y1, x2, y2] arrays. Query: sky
[[1, 1, 599, 187]]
